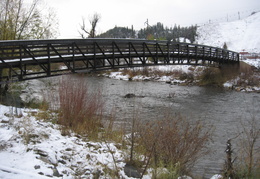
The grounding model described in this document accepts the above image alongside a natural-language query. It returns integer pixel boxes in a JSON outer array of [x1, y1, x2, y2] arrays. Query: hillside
[[196, 12, 260, 53]]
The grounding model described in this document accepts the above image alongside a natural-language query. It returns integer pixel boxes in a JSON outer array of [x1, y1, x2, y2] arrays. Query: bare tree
[[0, 0, 58, 40], [79, 13, 101, 38]]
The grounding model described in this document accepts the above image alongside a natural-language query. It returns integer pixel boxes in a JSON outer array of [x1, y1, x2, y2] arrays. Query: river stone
[[124, 163, 141, 178], [124, 93, 136, 98], [53, 167, 61, 177], [1, 118, 9, 123], [34, 149, 48, 157], [34, 165, 41, 170], [58, 159, 66, 164], [38, 172, 44, 175], [93, 169, 101, 179]]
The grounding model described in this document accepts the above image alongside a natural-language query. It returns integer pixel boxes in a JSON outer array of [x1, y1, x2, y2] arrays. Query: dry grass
[[121, 67, 186, 80], [58, 75, 104, 138]]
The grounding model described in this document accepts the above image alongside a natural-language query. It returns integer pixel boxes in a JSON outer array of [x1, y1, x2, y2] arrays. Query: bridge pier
[[218, 61, 241, 79], [219, 60, 240, 69]]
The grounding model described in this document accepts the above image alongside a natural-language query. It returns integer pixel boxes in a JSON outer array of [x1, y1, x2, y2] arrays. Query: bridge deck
[[0, 39, 239, 84]]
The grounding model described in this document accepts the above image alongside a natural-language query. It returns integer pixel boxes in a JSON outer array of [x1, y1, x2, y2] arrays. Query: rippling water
[[85, 76, 260, 178]]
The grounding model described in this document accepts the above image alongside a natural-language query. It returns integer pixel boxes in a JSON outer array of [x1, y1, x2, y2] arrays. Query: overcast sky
[[44, 0, 260, 38]]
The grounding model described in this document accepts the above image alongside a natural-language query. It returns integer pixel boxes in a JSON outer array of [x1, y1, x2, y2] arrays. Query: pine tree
[[223, 42, 228, 50]]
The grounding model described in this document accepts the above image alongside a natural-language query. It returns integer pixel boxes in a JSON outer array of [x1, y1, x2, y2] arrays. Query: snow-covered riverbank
[[101, 58, 260, 92], [0, 104, 154, 178]]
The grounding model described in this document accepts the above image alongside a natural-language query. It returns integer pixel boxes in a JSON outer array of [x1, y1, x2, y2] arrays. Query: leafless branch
[[79, 13, 101, 38]]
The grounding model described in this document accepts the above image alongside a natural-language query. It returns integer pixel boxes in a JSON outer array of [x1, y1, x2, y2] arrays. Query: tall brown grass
[[58, 75, 104, 138]]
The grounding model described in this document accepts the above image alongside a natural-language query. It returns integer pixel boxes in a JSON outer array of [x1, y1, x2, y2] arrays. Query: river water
[[84, 75, 260, 178]]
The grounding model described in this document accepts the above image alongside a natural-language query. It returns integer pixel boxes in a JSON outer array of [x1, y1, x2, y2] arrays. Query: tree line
[[97, 22, 198, 43]]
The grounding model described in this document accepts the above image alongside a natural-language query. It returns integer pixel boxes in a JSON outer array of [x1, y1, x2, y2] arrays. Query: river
[[84, 75, 259, 178]]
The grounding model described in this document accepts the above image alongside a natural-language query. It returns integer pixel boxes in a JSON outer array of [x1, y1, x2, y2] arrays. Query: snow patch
[[242, 58, 260, 69]]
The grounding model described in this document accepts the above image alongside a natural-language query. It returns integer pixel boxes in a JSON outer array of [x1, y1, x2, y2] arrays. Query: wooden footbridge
[[0, 39, 239, 84]]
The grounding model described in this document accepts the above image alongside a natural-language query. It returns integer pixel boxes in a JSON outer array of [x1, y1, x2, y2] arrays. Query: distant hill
[[97, 23, 197, 43], [97, 12, 260, 53], [97, 26, 136, 38], [196, 12, 260, 53]]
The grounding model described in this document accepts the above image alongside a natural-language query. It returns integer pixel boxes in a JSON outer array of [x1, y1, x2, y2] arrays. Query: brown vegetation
[[235, 116, 260, 178], [120, 67, 190, 81], [58, 75, 104, 138], [133, 115, 213, 177], [198, 68, 225, 86]]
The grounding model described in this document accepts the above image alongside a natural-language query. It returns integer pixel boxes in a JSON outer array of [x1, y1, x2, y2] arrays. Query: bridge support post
[[47, 44, 51, 76], [0, 69, 2, 95], [0, 69, 8, 96], [142, 43, 146, 65]]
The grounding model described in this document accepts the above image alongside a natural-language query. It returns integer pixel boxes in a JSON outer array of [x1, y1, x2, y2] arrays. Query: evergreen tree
[[97, 26, 136, 38], [98, 21, 198, 43], [223, 42, 228, 50]]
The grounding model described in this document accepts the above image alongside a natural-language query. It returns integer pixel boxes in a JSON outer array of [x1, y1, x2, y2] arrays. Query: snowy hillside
[[196, 12, 260, 53]]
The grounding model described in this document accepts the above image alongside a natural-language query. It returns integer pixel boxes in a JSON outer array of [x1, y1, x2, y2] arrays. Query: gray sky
[[44, 0, 260, 38]]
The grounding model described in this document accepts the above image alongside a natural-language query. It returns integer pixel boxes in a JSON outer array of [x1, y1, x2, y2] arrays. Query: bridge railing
[[0, 39, 239, 84]]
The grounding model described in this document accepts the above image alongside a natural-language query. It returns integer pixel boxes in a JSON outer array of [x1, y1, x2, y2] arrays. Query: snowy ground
[[0, 105, 153, 178]]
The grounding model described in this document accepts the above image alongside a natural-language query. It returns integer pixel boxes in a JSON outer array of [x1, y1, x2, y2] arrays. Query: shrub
[[58, 75, 104, 138], [137, 115, 213, 176], [199, 68, 225, 86], [235, 116, 260, 178], [179, 72, 194, 82], [236, 70, 260, 87], [121, 67, 150, 79]]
